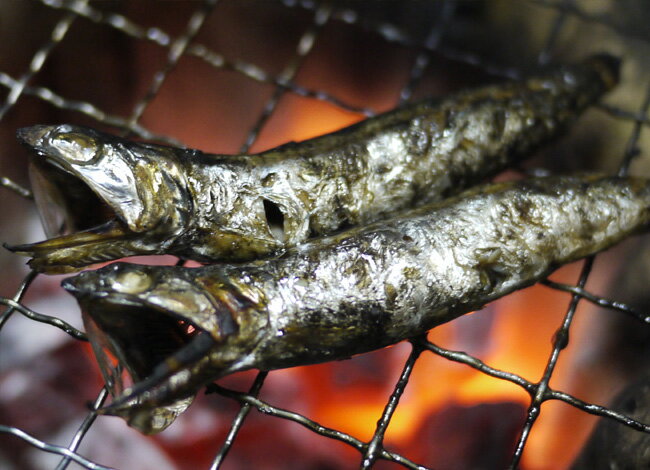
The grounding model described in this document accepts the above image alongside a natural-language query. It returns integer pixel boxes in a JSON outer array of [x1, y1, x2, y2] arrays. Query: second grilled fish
[[63, 174, 650, 433], [9, 55, 619, 273]]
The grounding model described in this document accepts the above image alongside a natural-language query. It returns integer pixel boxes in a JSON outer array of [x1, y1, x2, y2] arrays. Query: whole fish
[[63, 174, 650, 433], [9, 55, 619, 273]]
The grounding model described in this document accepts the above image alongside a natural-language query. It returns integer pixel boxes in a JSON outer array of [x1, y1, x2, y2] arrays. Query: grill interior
[[1, 1, 650, 469]]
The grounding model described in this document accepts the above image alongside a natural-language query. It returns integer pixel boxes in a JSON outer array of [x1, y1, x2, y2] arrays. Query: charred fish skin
[[13, 55, 619, 272], [63, 174, 650, 433]]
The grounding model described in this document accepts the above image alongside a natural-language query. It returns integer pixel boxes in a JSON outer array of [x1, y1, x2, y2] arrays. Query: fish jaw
[[5, 220, 139, 273], [61, 263, 262, 433], [10, 124, 194, 273]]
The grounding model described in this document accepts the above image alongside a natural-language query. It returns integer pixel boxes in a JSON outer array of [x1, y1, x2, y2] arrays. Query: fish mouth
[[63, 276, 218, 433], [6, 126, 140, 273]]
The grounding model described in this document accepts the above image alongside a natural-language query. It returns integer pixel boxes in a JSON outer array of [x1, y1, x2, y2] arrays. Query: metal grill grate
[[1, 1, 650, 469]]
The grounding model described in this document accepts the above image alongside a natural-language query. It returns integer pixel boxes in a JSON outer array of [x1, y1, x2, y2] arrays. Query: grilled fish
[[63, 174, 650, 433], [9, 55, 619, 273]]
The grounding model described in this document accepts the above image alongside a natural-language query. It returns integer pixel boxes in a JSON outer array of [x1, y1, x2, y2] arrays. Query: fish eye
[[112, 270, 153, 294], [51, 132, 99, 163]]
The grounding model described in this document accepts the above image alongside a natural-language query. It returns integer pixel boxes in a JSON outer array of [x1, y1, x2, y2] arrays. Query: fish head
[[62, 262, 264, 433], [8, 124, 193, 272]]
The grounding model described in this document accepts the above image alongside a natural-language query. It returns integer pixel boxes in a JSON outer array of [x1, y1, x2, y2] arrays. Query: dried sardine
[[63, 174, 650, 433], [9, 55, 619, 273]]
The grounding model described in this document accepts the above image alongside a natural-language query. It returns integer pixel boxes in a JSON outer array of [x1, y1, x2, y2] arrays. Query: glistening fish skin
[[11, 55, 619, 273], [63, 174, 650, 433]]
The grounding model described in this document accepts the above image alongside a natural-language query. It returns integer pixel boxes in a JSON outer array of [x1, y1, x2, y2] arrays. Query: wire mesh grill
[[1, 1, 650, 469]]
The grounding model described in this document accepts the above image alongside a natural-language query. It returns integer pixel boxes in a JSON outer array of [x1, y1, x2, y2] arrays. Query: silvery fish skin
[[9, 55, 619, 273], [63, 174, 650, 433]]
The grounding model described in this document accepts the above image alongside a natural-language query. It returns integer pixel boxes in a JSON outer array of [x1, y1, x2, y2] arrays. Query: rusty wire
[[1, 1, 650, 469]]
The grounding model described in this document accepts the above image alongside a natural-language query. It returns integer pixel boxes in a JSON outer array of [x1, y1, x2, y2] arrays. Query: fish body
[[10, 55, 619, 272], [63, 174, 650, 433]]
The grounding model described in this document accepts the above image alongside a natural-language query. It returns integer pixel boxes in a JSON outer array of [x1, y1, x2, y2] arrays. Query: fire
[[250, 93, 365, 152]]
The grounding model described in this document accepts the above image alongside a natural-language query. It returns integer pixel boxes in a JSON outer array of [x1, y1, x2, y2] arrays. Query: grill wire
[[1, 0, 650, 469]]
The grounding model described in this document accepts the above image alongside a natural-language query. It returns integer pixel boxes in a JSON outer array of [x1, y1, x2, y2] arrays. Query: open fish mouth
[[8, 159, 133, 272], [5, 125, 143, 273], [80, 301, 213, 432], [62, 268, 221, 433]]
